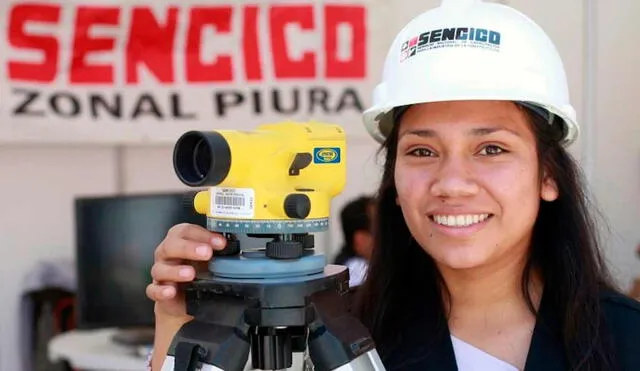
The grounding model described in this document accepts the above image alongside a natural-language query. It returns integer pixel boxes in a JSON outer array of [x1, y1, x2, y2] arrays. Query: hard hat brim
[[363, 95, 578, 147]]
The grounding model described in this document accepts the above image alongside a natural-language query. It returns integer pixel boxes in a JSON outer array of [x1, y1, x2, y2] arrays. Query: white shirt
[[451, 335, 519, 371], [343, 257, 368, 287]]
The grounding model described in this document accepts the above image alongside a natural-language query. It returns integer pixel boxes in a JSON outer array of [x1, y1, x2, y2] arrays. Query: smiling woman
[[361, 100, 565, 367], [350, 0, 640, 368], [354, 94, 640, 370]]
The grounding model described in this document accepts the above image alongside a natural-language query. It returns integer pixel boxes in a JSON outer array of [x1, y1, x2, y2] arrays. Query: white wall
[[590, 0, 640, 285], [0, 145, 118, 371], [1, 1, 639, 371]]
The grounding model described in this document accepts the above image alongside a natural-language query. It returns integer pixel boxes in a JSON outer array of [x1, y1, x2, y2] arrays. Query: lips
[[429, 213, 493, 227]]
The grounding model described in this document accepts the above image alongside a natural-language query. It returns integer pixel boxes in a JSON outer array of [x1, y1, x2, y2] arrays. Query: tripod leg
[[162, 296, 252, 371], [305, 290, 386, 371]]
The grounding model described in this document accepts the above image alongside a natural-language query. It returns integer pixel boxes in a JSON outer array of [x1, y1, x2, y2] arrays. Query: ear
[[540, 171, 559, 202]]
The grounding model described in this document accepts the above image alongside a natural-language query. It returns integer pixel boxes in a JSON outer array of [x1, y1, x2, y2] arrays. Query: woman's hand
[[146, 223, 227, 321]]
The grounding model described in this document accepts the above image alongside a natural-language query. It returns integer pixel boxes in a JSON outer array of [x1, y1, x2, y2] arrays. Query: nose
[[429, 156, 480, 199]]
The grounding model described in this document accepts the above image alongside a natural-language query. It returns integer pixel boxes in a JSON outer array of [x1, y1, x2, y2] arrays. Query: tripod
[[160, 261, 386, 371]]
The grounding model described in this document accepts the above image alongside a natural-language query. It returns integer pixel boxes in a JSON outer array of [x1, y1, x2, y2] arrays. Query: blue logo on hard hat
[[401, 27, 501, 61], [313, 148, 341, 163]]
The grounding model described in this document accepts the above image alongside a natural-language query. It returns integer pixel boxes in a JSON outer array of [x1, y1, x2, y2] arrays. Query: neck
[[439, 250, 542, 318]]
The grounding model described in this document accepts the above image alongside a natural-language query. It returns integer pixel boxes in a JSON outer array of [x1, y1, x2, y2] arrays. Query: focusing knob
[[283, 194, 311, 219], [182, 191, 198, 211], [266, 240, 304, 259]]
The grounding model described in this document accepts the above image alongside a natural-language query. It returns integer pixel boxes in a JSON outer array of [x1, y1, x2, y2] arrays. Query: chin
[[438, 256, 489, 271], [423, 243, 493, 271]]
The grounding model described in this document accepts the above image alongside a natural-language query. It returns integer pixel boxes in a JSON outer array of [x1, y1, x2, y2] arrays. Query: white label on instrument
[[210, 187, 255, 218]]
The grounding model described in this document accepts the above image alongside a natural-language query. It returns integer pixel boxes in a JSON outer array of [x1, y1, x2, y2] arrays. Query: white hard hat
[[363, 0, 578, 146]]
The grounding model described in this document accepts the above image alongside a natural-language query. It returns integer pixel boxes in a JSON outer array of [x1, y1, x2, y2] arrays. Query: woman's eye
[[408, 148, 435, 157], [478, 145, 505, 156]]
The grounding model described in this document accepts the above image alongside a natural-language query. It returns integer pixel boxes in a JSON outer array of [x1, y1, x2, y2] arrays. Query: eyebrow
[[398, 126, 521, 139]]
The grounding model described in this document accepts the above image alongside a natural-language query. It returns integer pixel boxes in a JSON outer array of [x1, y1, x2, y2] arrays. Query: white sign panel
[[0, 0, 381, 144]]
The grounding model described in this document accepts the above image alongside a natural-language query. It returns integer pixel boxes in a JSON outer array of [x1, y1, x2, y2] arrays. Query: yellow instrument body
[[188, 122, 346, 222]]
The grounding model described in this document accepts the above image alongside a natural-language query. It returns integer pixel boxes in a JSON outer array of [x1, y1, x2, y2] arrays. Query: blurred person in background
[[332, 195, 375, 287]]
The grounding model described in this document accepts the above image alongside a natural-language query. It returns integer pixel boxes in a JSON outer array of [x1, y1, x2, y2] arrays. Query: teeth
[[432, 214, 490, 227]]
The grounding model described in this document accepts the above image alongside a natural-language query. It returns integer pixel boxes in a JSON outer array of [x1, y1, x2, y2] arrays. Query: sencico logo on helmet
[[400, 27, 501, 62]]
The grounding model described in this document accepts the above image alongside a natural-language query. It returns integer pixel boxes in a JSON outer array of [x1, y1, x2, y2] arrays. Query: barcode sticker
[[210, 187, 255, 218]]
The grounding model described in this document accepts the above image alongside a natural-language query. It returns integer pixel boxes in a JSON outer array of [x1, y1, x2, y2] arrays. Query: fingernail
[[211, 235, 225, 249], [196, 245, 211, 257], [179, 267, 191, 278], [162, 287, 174, 297]]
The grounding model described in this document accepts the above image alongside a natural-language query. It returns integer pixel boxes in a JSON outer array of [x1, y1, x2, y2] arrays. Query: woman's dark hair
[[353, 102, 620, 370], [333, 195, 373, 265]]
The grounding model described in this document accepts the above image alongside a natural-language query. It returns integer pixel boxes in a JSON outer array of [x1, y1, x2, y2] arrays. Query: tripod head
[[162, 121, 385, 371]]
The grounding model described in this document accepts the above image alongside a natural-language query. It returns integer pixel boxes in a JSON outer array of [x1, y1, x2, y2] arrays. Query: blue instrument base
[[209, 250, 327, 280]]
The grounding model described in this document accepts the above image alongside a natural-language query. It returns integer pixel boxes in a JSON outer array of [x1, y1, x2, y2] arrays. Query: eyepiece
[[173, 131, 231, 187]]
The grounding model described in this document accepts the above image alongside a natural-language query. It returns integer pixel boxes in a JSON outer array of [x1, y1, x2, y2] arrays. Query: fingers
[[156, 224, 227, 262], [157, 237, 216, 262], [149, 223, 225, 307], [168, 223, 225, 246], [151, 263, 197, 283], [146, 282, 177, 301]]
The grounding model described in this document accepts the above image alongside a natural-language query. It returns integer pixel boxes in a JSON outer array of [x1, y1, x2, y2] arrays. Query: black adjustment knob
[[214, 234, 240, 256], [283, 194, 311, 219], [292, 234, 314, 249], [182, 191, 198, 211], [266, 240, 303, 259]]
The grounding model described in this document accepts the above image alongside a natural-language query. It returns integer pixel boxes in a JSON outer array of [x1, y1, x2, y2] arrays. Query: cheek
[[484, 164, 540, 207], [394, 165, 431, 204]]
